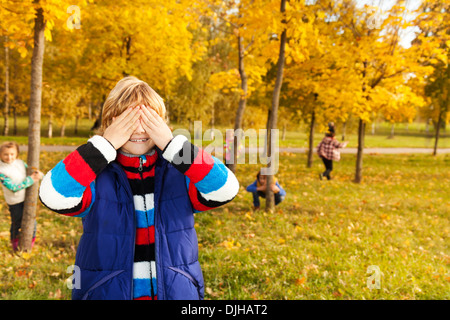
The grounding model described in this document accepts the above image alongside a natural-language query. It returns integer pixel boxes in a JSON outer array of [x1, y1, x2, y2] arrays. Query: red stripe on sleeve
[[184, 149, 215, 183], [63, 185, 93, 217], [63, 150, 96, 187], [188, 181, 213, 212]]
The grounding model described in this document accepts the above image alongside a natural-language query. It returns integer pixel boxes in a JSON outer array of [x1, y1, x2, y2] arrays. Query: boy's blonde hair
[[99, 76, 166, 135], [0, 141, 19, 155]]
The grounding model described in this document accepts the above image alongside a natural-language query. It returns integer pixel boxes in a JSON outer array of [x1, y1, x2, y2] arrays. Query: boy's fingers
[[148, 108, 165, 124], [140, 112, 157, 132], [117, 106, 140, 129], [139, 106, 153, 123], [113, 106, 134, 123], [141, 105, 160, 126], [122, 105, 141, 119], [139, 106, 151, 122], [122, 118, 140, 137], [129, 118, 141, 133], [140, 118, 154, 135], [123, 113, 142, 135], [129, 108, 142, 124]]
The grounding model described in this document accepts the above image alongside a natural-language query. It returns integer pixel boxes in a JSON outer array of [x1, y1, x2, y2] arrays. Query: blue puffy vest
[[71, 153, 204, 300]]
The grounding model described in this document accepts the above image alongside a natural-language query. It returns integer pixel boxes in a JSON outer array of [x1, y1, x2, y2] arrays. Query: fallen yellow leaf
[[22, 252, 31, 260]]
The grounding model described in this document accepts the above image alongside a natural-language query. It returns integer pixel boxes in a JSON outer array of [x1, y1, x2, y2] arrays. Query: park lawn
[[193, 124, 449, 149], [0, 152, 449, 300], [0, 117, 448, 149], [279, 130, 449, 149], [199, 153, 450, 300]]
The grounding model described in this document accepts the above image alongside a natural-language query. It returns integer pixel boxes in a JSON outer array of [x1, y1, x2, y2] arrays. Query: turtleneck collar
[[116, 148, 158, 168]]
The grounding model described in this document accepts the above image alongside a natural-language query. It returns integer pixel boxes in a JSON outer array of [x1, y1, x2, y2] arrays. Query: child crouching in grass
[[39, 76, 239, 300], [246, 170, 285, 210]]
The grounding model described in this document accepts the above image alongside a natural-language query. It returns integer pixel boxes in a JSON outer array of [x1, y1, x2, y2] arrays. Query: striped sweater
[[117, 150, 158, 300], [39, 134, 239, 300]]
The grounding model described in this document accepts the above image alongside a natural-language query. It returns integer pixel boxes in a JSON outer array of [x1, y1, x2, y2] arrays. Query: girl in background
[[0, 141, 43, 251], [317, 123, 348, 180]]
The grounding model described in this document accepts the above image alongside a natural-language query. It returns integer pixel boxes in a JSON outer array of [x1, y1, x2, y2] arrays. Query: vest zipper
[[138, 155, 156, 299]]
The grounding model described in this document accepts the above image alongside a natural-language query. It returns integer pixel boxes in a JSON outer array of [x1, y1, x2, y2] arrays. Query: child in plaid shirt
[[317, 123, 348, 180]]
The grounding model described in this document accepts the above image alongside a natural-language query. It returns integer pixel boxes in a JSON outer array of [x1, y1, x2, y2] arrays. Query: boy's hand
[[103, 106, 141, 149], [139, 105, 173, 150]]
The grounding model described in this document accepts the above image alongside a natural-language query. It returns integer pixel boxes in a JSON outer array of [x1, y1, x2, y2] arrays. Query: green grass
[[0, 152, 448, 299], [279, 129, 449, 149], [0, 117, 96, 146], [0, 152, 80, 300], [199, 153, 450, 299], [191, 121, 449, 149]]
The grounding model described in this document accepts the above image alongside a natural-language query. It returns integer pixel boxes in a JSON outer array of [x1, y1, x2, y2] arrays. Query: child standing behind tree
[[0, 141, 43, 251]]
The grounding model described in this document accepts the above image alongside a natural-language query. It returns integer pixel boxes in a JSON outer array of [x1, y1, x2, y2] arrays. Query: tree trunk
[[354, 118, 365, 183], [355, 60, 368, 184], [342, 120, 347, 141], [97, 98, 104, 129], [13, 105, 17, 135], [48, 111, 53, 138], [266, 0, 287, 212], [229, 35, 248, 173], [88, 101, 92, 120], [307, 109, 315, 168], [19, 4, 46, 251], [74, 114, 79, 135], [388, 123, 395, 139], [433, 110, 442, 156], [166, 96, 171, 124], [3, 36, 9, 136], [60, 115, 66, 137], [210, 103, 215, 140], [263, 109, 271, 157], [122, 36, 132, 77]]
